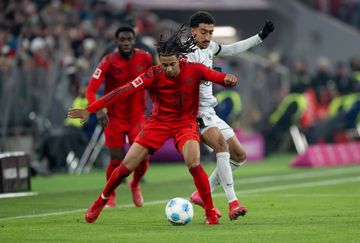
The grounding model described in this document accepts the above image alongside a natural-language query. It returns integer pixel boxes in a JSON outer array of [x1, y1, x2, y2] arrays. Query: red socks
[[104, 157, 149, 197], [103, 163, 131, 197], [106, 159, 122, 180], [189, 164, 214, 211], [130, 158, 149, 188]]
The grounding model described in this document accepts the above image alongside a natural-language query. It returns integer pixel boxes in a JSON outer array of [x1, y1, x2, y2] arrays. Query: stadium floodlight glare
[[213, 26, 237, 38]]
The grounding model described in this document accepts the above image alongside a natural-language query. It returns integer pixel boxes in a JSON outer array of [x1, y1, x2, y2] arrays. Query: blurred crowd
[[301, 0, 360, 29], [260, 55, 360, 154], [0, 0, 160, 129]]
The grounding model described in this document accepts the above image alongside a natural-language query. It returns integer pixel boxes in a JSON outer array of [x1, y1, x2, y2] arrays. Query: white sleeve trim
[[216, 34, 262, 57]]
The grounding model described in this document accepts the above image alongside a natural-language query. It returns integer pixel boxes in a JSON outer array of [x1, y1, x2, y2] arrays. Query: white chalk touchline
[[0, 175, 359, 221], [234, 166, 360, 185], [0, 192, 38, 199]]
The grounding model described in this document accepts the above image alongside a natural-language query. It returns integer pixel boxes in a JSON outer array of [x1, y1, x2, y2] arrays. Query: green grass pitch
[[0, 154, 359, 242]]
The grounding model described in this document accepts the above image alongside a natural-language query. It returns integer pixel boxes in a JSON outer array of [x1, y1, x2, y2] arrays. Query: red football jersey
[[86, 48, 152, 120], [87, 60, 229, 122]]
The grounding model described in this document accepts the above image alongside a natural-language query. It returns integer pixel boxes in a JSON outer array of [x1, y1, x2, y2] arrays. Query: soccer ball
[[165, 197, 194, 225]]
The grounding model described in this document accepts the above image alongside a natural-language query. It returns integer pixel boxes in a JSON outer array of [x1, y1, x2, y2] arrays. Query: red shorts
[[134, 117, 200, 153], [104, 115, 146, 148]]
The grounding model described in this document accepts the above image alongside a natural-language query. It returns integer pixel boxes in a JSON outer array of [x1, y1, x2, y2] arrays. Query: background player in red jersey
[[86, 26, 153, 208], [68, 27, 237, 224]]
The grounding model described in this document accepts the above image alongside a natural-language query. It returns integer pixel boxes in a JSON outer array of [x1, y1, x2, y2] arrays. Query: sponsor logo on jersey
[[93, 68, 102, 79], [131, 77, 144, 88]]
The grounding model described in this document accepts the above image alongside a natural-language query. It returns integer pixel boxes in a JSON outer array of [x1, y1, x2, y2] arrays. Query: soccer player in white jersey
[[187, 11, 274, 220]]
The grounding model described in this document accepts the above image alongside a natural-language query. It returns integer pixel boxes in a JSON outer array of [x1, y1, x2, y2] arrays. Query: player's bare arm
[[67, 108, 90, 124]]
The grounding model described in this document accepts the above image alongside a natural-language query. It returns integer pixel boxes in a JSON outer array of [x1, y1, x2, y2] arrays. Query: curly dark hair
[[156, 25, 196, 57], [189, 11, 215, 28]]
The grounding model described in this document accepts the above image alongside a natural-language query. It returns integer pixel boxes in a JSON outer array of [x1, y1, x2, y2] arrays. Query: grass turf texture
[[0, 154, 359, 242]]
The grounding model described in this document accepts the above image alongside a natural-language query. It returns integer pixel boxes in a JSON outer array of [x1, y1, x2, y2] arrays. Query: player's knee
[[183, 154, 200, 168], [203, 131, 229, 153], [213, 138, 229, 153], [231, 150, 247, 163]]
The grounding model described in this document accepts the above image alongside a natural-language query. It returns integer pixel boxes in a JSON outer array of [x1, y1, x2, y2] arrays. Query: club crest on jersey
[[131, 77, 143, 88], [92, 68, 102, 79]]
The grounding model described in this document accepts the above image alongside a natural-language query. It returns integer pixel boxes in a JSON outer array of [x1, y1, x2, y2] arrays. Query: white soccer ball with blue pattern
[[165, 197, 194, 225]]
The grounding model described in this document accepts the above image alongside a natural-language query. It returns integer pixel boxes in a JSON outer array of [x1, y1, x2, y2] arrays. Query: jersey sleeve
[[216, 34, 262, 57], [86, 55, 111, 104], [145, 53, 153, 68], [86, 67, 155, 113], [196, 63, 227, 86], [209, 41, 221, 56]]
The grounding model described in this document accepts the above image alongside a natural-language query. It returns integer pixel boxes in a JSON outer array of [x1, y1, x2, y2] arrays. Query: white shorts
[[198, 107, 235, 141]]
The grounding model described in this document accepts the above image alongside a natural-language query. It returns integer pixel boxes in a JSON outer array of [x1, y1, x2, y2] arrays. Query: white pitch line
[[0, 200, 169, 221], [0, 192, 38, 199], [227, 176, 360, 196], [234, 166, 360, 185], [0, 176, 359, 221]]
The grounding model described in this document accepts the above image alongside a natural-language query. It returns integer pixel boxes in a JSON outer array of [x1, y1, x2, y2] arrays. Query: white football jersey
[[187, 41, 220, 108], [186, 35, 262, 113]]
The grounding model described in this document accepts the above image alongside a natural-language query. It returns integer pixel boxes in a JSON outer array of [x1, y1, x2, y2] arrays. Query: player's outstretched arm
[[67, 108, 90, 124], [198, 64, 237, 87], [216, 20, 275, 57]]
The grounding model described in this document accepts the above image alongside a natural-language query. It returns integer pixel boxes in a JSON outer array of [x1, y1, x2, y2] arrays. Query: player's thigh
[[227, 135, 247, 163], [181, 140, 201, 168], [123, 142, 149, 171], [201, 126, 228, 153], [199, 110, 231, 152], [175, 121, 201, 168]]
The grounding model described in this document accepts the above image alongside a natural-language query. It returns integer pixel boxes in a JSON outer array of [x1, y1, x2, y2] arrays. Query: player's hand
[[258, 20, 275, 40], [67, 108, 90, 124], [96, 110, 109, 128], [224, 74, 237, 87]]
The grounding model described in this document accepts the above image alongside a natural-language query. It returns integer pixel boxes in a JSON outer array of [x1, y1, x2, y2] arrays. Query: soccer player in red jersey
[[68, 27, 238, 224], [86, 26, 153, 208]]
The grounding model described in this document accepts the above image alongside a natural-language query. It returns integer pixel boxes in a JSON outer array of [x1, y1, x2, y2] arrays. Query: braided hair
[[156, 25, 197, 57]]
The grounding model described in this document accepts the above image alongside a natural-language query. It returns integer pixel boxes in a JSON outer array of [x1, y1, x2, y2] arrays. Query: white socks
[[209, 152, 237, 202]]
